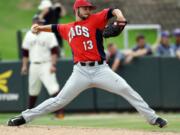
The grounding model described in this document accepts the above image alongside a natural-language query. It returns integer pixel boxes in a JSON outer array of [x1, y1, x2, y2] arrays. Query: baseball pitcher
[[8, 0, 167, 128]]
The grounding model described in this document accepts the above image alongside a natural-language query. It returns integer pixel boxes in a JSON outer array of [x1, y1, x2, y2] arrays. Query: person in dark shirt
[[38, 0, 52, 23], [38, 2, 66, 25], [106, 43, 124, 72], [172, 28, 180, 59], [156, 31, 174, 57], [37, 0, 66, 53], [125, 35, 152, 63]]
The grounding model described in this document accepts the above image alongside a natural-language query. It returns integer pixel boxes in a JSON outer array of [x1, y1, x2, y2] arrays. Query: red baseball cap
[[73, 0, 96, 11]]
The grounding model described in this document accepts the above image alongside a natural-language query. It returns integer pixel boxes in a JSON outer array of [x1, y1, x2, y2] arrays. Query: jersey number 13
[[83, 40, 93, 51]]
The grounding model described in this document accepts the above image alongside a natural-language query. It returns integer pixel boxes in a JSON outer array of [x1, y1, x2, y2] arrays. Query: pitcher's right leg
[[8, 66, 90, 125]]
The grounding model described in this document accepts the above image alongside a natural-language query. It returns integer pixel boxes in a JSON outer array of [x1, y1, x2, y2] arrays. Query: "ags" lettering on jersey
[[68, 25, 90, 42]]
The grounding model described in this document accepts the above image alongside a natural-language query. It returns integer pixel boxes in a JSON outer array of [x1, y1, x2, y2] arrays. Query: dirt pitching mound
[[0, 125, 178, 135]]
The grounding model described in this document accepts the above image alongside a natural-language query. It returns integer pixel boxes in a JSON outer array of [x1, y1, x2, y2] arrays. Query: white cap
[[38, 0, 52, 10]]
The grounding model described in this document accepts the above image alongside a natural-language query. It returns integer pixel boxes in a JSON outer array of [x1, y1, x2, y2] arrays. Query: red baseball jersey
[[52, 8, 113, 63]]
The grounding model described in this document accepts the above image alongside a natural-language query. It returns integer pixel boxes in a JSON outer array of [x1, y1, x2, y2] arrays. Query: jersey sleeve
[[52, 24, 68, 40], [22, 31, 31, 50], [94, 8, 114, 30]]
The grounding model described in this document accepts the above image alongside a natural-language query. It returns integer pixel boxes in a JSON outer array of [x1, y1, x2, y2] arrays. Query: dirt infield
[[0, 125, 179, 135]]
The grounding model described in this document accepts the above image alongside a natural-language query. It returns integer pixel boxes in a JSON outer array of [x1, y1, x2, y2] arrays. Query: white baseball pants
[[22, 63, 158, 124], [29, 62, 59, 96]]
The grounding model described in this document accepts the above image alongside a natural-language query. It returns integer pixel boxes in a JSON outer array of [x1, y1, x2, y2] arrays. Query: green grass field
[[0, 113, 179, 133]]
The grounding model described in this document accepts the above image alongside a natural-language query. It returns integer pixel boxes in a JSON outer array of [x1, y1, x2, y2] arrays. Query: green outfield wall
[[0, 57, 180, 112]]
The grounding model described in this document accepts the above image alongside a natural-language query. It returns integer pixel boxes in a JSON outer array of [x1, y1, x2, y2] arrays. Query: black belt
[[75, 60, 105, 66]]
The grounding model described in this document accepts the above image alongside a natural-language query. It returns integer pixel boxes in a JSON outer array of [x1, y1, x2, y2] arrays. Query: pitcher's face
[[77, 6, 92, 20]]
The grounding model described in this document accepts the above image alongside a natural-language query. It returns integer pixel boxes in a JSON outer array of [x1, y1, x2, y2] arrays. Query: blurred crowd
[[106, 28, 180, 71]]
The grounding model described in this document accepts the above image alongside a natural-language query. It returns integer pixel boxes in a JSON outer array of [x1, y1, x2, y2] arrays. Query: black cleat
[[154, 117, 167, 128], [7, 115, 26, 126]]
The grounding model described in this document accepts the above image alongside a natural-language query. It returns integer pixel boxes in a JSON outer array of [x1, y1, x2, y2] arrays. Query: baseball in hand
[[31, 24, 39, 34]]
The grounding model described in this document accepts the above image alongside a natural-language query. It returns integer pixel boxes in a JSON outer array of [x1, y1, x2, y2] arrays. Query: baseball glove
[[103, 20, 127, 38]]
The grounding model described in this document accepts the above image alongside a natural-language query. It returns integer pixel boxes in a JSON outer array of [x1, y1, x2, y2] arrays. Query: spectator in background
[[37, 0, 66, 56], [38, 0, 66, 25], [106, 43, 124, 72], [172, 28, 180, 59], [156, 31, 174, 57], [38, 0, 53, 23], [125, 35, 152, 63]]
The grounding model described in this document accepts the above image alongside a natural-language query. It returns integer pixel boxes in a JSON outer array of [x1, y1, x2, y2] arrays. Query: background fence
[[0, 57, 180, 112]]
